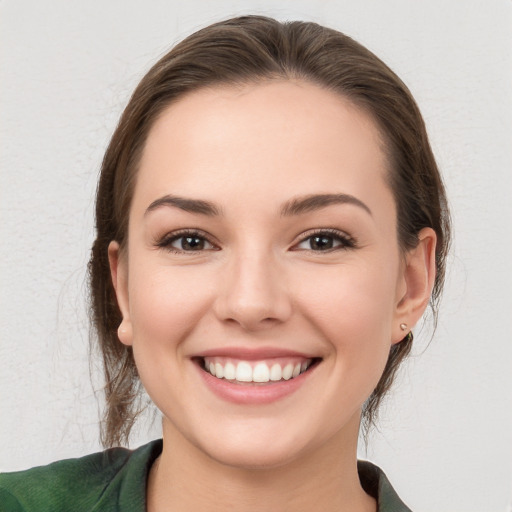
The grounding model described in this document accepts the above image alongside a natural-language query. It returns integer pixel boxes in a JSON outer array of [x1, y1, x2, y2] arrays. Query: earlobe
[[393, 227, 437, 344], [117, 323, 133, 346], [108, 241, 133, 346]]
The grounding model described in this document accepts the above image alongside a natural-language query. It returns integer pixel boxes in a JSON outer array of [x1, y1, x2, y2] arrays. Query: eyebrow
[[145, 192, 372, 218], [145, 195, 222, 217], [280, 193, 372, 217]]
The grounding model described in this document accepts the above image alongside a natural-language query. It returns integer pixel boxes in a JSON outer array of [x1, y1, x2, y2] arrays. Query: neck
[[147, 415, 376, 512]]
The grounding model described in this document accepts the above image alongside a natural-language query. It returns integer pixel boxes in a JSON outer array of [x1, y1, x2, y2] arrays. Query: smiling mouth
[[198, 357, 321, 385]]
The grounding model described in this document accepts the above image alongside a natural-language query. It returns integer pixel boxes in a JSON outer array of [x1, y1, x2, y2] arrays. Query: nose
[[213, 252, 293, 331]]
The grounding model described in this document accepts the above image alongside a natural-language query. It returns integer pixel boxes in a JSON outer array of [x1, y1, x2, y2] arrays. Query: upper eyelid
[[158, 228, 211, 239], [295, 227, 354, 241]]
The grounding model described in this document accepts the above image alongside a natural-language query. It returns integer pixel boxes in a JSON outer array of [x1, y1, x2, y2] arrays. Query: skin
[[109, 80, 436, 512]]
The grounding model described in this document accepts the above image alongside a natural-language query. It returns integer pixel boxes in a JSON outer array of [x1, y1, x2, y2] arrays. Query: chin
[[203, 439, 307, 471], [184, 416, 341, 472]]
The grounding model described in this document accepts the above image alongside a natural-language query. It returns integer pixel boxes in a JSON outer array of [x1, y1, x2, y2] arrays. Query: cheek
[[294, 260, 398, 376], [298, 259, 397, 330], [125, 262, 218, 413], [127, 262, 216, 348]]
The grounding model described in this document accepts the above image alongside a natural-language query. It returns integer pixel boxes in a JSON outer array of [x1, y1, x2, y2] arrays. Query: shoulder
[[0, 439, 162, 512], [358, 460, 413, 512]]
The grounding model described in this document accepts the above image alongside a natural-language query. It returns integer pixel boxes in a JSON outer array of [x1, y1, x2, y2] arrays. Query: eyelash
[[156, 228, 356, 254]]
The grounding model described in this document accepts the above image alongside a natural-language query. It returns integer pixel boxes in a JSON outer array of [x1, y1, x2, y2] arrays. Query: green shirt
[[0, 440, 412, 511]]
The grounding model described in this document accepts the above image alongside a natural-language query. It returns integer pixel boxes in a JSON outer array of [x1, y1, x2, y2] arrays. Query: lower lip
[[196, 362, 317, 405]]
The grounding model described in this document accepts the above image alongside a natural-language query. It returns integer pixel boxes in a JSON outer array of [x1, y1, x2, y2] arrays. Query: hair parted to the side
[[89, 15, 451, 448]]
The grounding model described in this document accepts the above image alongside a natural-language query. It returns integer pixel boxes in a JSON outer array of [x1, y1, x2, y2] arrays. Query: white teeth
[[282, 363, 293, 380], [236, 362, 253, 382], [224, 362, 236, 380], [214, 362, 224, 379], [253, 363, 270, 383], [270, 363, 282, 381], [204, 357, 313, 383]]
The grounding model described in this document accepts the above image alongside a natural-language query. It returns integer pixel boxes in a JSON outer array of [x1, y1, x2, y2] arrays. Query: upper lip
[[191, 346, 320, 360]]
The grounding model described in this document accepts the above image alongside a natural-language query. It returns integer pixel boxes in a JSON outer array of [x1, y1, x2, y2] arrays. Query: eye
[[172, 235, 213, 251], [293, 230, 355, 252], [157, 230, 216, 253]]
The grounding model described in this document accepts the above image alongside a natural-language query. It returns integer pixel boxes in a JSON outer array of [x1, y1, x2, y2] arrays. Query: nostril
[[212, 271, 293, 329]]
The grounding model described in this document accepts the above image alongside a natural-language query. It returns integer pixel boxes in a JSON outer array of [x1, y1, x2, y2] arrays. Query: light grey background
[[1, 1, 511, 511]]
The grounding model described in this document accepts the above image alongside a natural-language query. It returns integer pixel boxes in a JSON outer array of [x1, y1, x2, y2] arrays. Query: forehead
[[134, 80, 393, 218]]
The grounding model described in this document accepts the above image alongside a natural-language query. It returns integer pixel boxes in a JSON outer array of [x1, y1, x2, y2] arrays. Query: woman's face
[[111, 81, 424, 468]]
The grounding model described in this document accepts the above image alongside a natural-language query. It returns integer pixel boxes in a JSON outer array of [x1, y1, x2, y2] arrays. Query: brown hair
[[89, 15, 451, 447]]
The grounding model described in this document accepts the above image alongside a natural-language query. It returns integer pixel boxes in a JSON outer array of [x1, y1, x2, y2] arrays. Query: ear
[[392, 227, 437, 344], [108, 241, 133, 346]]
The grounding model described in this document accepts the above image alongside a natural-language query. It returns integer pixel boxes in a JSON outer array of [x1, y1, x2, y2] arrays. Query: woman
[[0, 15, 449, 512]]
